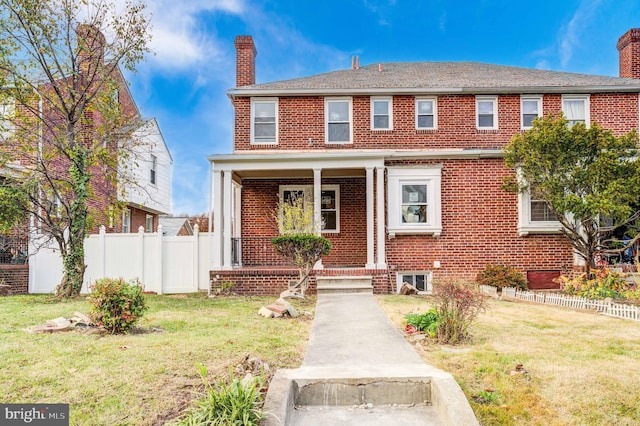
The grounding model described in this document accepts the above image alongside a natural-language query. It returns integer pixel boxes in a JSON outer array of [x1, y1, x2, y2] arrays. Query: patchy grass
[[0, 293, 314, 425], [378, 295, 640, 426]]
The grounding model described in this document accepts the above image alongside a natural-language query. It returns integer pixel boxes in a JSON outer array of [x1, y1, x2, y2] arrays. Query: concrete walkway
[[262, 293, 479, 425]]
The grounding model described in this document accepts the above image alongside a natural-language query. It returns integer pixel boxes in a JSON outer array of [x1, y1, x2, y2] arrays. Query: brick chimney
[[617, 28, 640, 79], [76, 24, 106, 75], [234, 35, 257, 87]]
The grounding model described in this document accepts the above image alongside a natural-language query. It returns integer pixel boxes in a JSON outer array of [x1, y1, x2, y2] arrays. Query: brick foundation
[[0, 265, 29, 295]]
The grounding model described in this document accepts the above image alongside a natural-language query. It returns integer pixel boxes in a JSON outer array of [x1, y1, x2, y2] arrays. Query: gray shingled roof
[[229, 62, 640, 95]]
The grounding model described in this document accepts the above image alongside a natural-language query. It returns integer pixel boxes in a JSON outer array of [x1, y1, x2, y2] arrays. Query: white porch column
[[313, 168, 323, 269], [222, 170, 233, 269], [365, 167, 375, 269], [376, 166, 387, 269], [212, 169, 223, 269]]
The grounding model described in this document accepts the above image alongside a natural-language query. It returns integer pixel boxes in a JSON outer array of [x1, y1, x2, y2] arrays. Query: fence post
[[193, 224, 200, 291], [157, 225, 163, 295], [138, 226, 145, 286], [98, 225, 106, 279]]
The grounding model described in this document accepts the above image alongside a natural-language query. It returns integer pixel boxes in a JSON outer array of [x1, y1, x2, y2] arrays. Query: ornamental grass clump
[[89, 277, 147, 334], [432, 279, 487, 344]]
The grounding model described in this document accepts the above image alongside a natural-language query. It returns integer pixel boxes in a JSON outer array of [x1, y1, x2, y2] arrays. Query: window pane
[[563, 100, 585, 120], [418, 101, 433, 114], [417, 115, 434, 128], [254, 102, 275, 117], [478, 114, 493, 127], [328, 122, 349, 142], [523, 114, 537, 128], [531, 200, 554, 221], [478, 100, 494, 114], [321, 211, 337, 230], [402, 275, 414, 285], [522, 100, 538, 114], [402, 205, 427, 223], [373, 100, 388, 115], [415, 275, 426, 291], [284, 190, 305, 204], [321, 190, 336, 209], [402, 185, 427, 203], [254, 123, 275, 138], [373, 115, 389, 129], [328, 101, 349, 121]]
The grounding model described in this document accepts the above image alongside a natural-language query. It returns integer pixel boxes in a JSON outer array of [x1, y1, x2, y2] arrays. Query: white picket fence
[[498, 287, 640, 321], [29, 225, 211, 294]]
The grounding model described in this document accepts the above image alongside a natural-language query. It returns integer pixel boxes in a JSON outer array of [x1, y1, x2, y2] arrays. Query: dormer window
[[250, 98, 278, 144]]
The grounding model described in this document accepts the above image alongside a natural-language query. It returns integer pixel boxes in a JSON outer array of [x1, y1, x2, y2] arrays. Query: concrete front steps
[[315, 275, 373, 294]]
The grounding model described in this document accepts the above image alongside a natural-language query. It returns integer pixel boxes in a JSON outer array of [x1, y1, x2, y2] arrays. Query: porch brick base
[[0, 265, 29, 295], [210, 268, 392, 296]]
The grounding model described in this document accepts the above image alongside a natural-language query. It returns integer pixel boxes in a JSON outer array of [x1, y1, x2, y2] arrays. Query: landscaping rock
[[266, 303, 288, 315], [72, 311, 92, 325], [46, 317, 71, 329], [276, 298, 298, 318], [400, 282, 419, 295], [258, 306, 275, 318]]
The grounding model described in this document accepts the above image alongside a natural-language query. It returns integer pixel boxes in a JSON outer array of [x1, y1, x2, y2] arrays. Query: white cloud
[[558, 0, 603, 68]]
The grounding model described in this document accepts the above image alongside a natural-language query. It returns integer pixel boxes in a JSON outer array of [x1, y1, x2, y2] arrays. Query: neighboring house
[[208, 30, 640, 295], [159, 216, 194, 236]]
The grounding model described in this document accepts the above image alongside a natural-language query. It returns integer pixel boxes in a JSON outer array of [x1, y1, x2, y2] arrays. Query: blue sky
[[124, 0, 640, 214]]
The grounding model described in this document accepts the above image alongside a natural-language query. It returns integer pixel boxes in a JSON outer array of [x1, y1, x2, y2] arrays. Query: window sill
[[250, 141, 278, 145], [416, 129, 437, 134], [388, 227, 442, 238], [518, 223, 562, 236], [476, 129, 499, 134]]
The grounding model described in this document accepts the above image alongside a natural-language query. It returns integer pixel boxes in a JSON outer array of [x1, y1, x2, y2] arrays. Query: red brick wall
[[235, 36, 256, 87], [617, 28, 640, 79], [233, 93, 640, 151], [0, 265, 29, 295]]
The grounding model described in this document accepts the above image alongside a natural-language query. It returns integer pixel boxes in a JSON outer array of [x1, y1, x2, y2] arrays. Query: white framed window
[[250, 98, 278, 144], [476, 96, 498, 129], [325, 98, 352, 144], [279, 184, 340, 233], [150, 154, 157, 185], [562, 95, 590, 127], [122, 209, 131, 233], [145, 215, 154, 233], [517, 178, 562, 236], [415, 98, 437, 129], [387, 167, 442, 237], [397, 272, 433, 293], [521, 96, 542, 129], [371, 97, 393, 130], [0, 100, 15, 139]]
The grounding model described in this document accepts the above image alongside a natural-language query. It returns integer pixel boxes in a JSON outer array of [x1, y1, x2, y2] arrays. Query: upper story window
[[562, 95, 590, 127], [371, 97, 393, 130], [521, 96, 542, 129], [387, 166, 442, 238], [415, 98, 437, 129], [0, 100, 15, 140], [251, 98, 278, 144], [476, 96, 498, 129], [150, 154, 157, 185], [325, 98, 352, 144]]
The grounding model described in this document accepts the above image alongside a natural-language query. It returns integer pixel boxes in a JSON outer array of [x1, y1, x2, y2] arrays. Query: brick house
[[208, 30, 640, 295], [0, 26, 171, 294]]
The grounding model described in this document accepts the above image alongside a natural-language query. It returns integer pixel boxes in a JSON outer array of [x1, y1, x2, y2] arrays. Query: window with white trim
[[476, 96, 498, 129], [0, 100, 15, 139], [371, 97, 392, 130], [521, 96, 542, 129], [122, 209, 131, 233], [517, 183, 562, 236], [325, 98, 352, 143], [145, 215, 154, 233], [415, 98, 436, 129], [250, 98, 278, 144], [397, 272, 433, 293], [387, 167, 442, 237], [279, 184, 340, 233], [562, 95, 590, 127], [150, 154, 157, 185]]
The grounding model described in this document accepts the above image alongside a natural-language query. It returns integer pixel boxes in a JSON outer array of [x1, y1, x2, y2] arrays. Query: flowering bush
[[557, 268, 631, 299], [432, 279, 487, 344], [475, 264, 528, 291]]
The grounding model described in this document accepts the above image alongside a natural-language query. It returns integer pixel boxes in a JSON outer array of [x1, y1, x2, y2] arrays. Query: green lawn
[[0, 294, 314, 425]]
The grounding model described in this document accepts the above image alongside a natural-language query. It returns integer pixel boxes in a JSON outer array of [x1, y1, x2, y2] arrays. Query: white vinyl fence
[[497, 287, 640, 322], [29, 225, 211, 294]]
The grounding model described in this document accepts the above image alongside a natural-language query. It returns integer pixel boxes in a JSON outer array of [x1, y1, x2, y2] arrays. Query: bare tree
[[0, 0, 151, 297]]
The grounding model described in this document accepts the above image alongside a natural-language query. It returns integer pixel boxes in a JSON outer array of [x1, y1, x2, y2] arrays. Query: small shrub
[[405, 310, 439, 337], [175, 365, 264, 426], [622, 288, 640, 302], [476, 264, 528, 290], [89, 278, 147, 334], [557, 268, 630, 299], [432, 279, 487, 344]]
